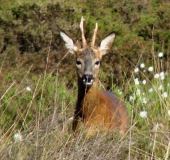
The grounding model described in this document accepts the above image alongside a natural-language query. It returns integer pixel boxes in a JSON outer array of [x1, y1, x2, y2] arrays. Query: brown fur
[[73, 77, 129, 136]]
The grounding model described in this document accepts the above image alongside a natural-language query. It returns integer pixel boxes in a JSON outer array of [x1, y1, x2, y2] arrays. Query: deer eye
[[76, 60, 82, 65], [95, 61, 100, 65]]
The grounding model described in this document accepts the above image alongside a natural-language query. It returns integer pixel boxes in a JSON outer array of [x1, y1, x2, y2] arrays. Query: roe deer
[[60, 17, 129, 136]]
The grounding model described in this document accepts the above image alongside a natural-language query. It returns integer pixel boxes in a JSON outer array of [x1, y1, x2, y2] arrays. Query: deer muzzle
[[82, 74, 94, 86]]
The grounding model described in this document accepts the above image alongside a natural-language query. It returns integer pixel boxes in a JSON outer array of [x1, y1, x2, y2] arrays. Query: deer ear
[[99, 32, 116, 56], [60, 31, 78, 54]]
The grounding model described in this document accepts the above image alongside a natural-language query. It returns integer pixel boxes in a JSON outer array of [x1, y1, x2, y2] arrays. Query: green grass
[[0, 47, 169, 159]]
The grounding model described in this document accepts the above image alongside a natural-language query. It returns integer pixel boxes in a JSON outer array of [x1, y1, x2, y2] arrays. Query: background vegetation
[[0, 0, 169, 159]]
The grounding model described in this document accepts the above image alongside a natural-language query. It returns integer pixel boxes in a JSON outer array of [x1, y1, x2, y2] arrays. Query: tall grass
[[0, 46, 169, 160]]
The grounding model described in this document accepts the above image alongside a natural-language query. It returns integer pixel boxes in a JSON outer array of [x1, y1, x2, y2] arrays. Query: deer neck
[[77, 77, 99, 110]]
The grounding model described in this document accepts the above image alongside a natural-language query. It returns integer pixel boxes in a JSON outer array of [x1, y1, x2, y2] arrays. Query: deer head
[[60, 17, 116, 87]]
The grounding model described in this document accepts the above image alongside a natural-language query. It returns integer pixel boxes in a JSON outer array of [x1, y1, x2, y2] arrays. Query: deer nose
[[82, 74, 94, 86]]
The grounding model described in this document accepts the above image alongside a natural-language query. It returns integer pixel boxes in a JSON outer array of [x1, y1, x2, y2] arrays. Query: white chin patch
[[83, 79, 93, 86], [85, 82, 93, 86]]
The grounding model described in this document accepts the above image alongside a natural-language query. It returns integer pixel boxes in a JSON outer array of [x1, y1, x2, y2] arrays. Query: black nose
[[82, 74, 94, 85]]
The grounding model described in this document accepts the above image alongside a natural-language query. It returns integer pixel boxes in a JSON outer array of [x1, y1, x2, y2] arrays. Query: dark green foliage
[[0, 1, 169, 88]]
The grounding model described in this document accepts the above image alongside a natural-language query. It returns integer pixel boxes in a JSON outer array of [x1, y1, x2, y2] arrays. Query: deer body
[[60, 17, 129, 136]]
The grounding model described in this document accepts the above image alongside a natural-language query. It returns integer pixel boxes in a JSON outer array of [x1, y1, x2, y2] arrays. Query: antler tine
[[80, 17, 87, 48], [91, 23, 98, 47]]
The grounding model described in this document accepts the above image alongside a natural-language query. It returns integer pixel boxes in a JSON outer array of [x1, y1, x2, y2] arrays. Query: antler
[[80, 17, 87, 48], [91, 23, 98, 47]]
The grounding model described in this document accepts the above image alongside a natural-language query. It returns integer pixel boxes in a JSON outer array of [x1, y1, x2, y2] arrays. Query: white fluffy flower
[[148, 66, 153, 72], [158, 52, 163, 58], [142, 98, 147, 104], [148, 88, 153, 93], [140, 111, 148, 118], [134, 78, 140, 85], [160, 72, 165, 80], [136, 89, 141, 95], [13, 133, 23, 142], [160, 72, 165, 77], [142, 80, 146, 85], [162, 92, 168, 98], [129, 95, 134, 101], [154, 73, 159, 79], [168, 110, 170, 116], [26, 86, 31, 92], [160, 76, 165, 80], [140, 63, 145, 68], [134, 67, 139, 73], [158, 84, 164, 90]]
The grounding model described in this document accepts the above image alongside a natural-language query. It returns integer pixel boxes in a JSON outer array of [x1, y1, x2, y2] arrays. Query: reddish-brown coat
[[73, 79, 129, 136]]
